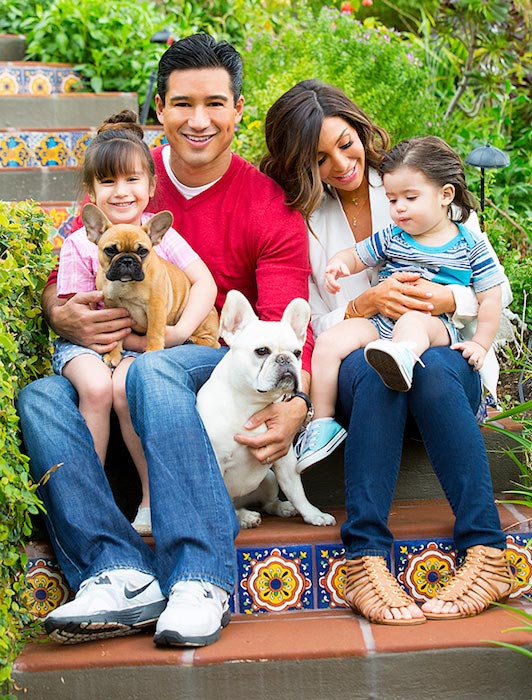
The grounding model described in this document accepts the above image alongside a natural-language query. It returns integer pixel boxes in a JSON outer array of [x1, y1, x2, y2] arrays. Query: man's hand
[[44, 285, 133, 353], [234, 397, 307, 465]]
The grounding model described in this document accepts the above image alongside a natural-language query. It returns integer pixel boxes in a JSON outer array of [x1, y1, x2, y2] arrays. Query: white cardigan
[[307, 168, 512, 397]]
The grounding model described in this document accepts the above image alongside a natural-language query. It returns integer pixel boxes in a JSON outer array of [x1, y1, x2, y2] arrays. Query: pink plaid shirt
[[57, 213, 199, 296]]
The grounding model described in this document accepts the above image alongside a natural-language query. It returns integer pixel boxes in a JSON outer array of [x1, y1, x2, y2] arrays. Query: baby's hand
[[451, 339, 487, 370], [325, 259, 351, 294]]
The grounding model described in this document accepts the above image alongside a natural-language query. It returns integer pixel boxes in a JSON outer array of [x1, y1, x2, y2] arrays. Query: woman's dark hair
[[260, 79, 390, 222], [379, 135, 477, 223], [157, 33, 243, 106], [82, 110, 155, 194]]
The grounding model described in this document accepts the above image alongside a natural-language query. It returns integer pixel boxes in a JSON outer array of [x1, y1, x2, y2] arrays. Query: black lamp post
[[140, 29, 174, 125], [465, 143, 510, 227]]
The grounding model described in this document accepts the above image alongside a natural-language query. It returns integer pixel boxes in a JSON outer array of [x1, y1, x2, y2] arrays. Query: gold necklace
[[349, 193, 369, 230]]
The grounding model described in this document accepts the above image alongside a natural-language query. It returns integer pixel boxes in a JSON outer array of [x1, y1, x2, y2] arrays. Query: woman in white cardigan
[[261, 79, 514, 626]]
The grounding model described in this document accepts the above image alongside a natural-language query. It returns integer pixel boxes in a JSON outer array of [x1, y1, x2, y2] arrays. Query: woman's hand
[[360, 271, 436, 319]]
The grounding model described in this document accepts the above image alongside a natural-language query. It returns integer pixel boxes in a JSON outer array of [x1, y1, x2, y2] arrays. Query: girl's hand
[[325, 260, 351, 294], [451, 339, 487, 370]]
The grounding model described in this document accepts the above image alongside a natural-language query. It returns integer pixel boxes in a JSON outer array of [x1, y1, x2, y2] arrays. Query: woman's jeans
[[336, 346, 506, 560], [17, 344, 239, 595]]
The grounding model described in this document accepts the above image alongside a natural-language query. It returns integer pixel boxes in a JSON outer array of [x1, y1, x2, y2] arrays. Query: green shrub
[[22, 0, 170, 97], [236, 6, 440, 164], [0, 201, 54, 697]]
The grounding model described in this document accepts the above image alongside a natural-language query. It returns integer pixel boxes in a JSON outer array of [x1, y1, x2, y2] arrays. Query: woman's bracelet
[[344, 298, 364, 320]]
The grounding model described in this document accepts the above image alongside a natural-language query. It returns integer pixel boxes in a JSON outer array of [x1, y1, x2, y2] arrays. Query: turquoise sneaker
[[364, 339, 424, 392], [295, 418, 347, 472]]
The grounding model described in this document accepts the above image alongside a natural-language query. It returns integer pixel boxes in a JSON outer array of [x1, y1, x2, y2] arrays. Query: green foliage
[[490, 601, 532, 659], [22, 0, 170, 97], [0, 201, 54, 696], [236, 5, 439, 164], [0, 0, 50, 35]]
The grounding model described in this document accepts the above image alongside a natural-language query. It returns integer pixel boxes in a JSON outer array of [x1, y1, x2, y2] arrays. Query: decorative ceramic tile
[[395, 539, 460, 602], [39, 203, 78, 250], [316, 543, 347, 609], [0, 133, 31, 166], [72, 130, 95, 166], [506, 533, 532, 598], [237, 545, 313, 614], [0, 67, 21, 95], [0, 128, 167, 169], [24, 557, 72, 618], [34, 133, 71, 166]]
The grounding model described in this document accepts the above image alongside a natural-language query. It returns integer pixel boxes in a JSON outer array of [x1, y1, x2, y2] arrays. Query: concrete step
[[12, 601, 532, 700], [0, 60, 82, 95], [1, 166, 82, 202], [15, 498, 532, 700], [0, 34, 27, 61], [0, 92, 139, 128]]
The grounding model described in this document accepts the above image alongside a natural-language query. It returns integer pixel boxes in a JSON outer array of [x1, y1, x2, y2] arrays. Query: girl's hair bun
[[97, 110, 144, 140]]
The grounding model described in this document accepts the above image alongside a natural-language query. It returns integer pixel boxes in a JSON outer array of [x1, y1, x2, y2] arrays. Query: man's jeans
[[17, 344, 239, 595], [336, 346, 506, 560]]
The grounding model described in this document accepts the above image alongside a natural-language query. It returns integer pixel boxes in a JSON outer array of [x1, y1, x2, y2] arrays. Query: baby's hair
[[82, 109, 155, 194], [380, 135, 477, 223]]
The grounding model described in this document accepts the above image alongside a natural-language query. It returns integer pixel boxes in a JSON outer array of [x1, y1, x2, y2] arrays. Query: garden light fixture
[[465, 143, 510, 226]]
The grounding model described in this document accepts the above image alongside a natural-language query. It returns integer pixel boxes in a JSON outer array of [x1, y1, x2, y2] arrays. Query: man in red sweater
[[17, 34, 313, 647]]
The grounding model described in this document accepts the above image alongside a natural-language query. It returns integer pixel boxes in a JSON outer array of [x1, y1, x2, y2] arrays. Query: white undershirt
[[161, 144, 220, 199]]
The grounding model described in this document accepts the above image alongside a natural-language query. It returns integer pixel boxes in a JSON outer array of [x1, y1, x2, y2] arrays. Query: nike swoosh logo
[[124, 581, 154, 599]]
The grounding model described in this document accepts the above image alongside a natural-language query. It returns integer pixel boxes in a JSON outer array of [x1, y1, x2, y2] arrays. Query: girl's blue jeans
[[336, 346, 506, 560], [17, 344, 239, 595]]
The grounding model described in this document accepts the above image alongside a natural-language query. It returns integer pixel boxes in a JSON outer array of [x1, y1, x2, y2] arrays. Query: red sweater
[[50, 148, 313, 371]]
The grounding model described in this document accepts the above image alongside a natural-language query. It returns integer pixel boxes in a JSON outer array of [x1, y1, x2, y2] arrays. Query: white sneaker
[[295, 418, 347, 472], [154, 580, 230, 647], [364, 339, 424, 391], [132, 506, 152, 536], [44, 569, 166, 644]]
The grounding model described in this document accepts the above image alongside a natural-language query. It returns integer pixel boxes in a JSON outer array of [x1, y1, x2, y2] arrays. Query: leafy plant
[[237, 5, 440, 164], [22, 0, 170, 97], [0, 201, 54, 698]]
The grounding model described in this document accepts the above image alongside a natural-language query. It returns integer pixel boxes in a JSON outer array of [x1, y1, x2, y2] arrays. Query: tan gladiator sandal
[[423, 545, 515, 620], [343, 556, 426, 626]]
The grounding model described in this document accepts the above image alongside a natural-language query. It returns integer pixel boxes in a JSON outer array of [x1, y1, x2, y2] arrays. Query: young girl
[[297, 135, 505, 470], [52, 110, 218, 535]]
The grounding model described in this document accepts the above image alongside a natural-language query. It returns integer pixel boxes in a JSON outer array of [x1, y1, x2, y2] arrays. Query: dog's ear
[[281, 298, 310, 345], [219, 290, 258, 345], [143, 211, 173, 246], [82, 203, 112, 244]]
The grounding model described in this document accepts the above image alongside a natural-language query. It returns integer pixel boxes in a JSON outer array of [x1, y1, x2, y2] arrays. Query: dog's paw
[[237, 508, 262, 529], [103, 351, 122, 368], [303, 510, 336, 527], [264, 500, 298, 519]]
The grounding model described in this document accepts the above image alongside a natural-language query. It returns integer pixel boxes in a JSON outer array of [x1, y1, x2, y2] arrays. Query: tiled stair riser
[[24, 528, 532, 620], [0, 128, 167, 168], [0, 62, 82, 95]]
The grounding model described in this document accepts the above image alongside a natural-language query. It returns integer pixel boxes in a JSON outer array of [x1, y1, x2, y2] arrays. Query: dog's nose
[[275, 354, 291, 365]]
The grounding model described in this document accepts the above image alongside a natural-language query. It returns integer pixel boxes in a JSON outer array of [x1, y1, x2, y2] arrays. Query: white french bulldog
[[196, 290, 336, 529]]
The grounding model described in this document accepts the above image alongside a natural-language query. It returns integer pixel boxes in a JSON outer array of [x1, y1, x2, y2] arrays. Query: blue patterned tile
[[237, 545, 313, 614]]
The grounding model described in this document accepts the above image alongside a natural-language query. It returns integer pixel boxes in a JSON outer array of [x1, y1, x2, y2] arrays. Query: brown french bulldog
[[82, 203, 220, 368]]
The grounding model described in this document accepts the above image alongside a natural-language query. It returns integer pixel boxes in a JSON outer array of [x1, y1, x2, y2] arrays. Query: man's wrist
[[284, 391, 315, 427]]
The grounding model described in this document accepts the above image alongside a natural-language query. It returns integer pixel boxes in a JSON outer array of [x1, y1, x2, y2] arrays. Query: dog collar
[[284, 391, 314, 427]]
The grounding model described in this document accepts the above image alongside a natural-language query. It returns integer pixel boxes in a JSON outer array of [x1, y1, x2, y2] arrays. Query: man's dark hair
[[157, 33, 243, 105]]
